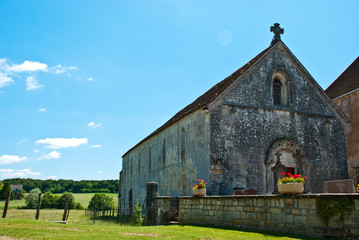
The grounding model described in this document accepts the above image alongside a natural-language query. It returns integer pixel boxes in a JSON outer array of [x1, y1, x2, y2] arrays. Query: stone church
[[119, 24, 348, 213], [326, 56, 359, 186]]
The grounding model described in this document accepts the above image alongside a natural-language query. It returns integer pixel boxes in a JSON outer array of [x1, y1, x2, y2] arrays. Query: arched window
[[271, 71, 289, 107], [273, 78, 282, 106]]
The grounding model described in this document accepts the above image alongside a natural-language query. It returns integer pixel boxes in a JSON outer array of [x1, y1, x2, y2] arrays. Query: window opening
[[273, 78, 282, 106]]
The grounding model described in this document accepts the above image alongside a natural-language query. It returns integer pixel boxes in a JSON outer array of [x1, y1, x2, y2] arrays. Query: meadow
[[0, 193, 320, 240], [0, 193, 118, 210]]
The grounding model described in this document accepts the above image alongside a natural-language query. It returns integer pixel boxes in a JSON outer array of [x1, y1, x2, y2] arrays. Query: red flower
[[282, 172, 286, 176], [304, 176, 308, 180], [287, 173, 292, 176]]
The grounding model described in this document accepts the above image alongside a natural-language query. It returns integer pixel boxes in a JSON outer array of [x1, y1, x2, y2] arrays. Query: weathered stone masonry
[[154, 194, 359, 238], [208, 47, 347, 195]]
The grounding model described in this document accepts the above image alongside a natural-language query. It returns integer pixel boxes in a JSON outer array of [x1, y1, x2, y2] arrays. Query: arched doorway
[[264, 139, 307, 193]]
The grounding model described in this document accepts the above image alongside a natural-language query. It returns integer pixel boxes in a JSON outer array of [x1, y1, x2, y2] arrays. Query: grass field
[[0, 214, 320, 240], [0, 194, 320, 239], [0, 193, 118, 210]]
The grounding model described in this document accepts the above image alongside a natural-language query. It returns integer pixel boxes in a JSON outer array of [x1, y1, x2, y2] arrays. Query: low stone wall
[[155, 194, 359, 238]]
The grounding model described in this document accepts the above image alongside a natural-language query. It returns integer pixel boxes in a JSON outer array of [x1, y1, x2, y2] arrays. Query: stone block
[[257, 199, 265, 207], [255, 207, 265, 213], [291, 209, 301, 215], [323, 179, 355, 193], [208, 210, 214, 216], [355, 199, 359, 211], [268, 207, 281, 213], [284, 198, 294, 206], [298, 199, 316, 209], [247, 206, 255, 212], [293, 215, 306, 224]]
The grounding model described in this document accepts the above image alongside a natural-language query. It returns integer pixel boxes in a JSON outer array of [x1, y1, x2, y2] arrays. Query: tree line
[[1, 178, 119, 194]]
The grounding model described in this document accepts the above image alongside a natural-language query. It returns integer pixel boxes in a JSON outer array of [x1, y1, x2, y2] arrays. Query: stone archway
[[264, 139, 306, 193]]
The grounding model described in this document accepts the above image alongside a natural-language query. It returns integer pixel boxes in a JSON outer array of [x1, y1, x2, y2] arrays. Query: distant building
[[120, 24, 348, 214], [10, 185, 23, 199], [325, 56, 359, 186]]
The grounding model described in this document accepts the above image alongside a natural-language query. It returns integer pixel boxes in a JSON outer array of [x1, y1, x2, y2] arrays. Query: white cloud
[[26, 76, 43, 90], [36, 137, 88, 149], [0, 72, 14, 88], [51, 64, 78, 74], [7, 60, 48, 72], [88, 144, 102, 149], [46, 176, 57, 179], [17, 139, 27, 145], [0, 155, 27, 165], [38, 150, 61, 160], [87, 77, 94, 81], [38, 108, 47, 112], [33, 149, 40, 153], [0, 168, 41, 178], [88, 122, 101, 129], [67, 66, 78, 70], [97, 170, 103, 174]]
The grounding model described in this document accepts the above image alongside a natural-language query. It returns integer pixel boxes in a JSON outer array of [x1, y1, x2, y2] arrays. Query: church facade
[[120, 25, 348, 213]]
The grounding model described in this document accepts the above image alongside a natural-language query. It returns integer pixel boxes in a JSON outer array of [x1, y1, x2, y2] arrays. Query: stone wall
[[120, 109, 210, 214], [333, 90, 359, 186], [154, 194, 359, 238]]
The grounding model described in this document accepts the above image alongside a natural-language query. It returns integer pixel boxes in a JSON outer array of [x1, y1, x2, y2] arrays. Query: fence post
[[35, 193, 42, 220], [66, 197, 72, 220], [62, 196, 69, 221], [145, 182, 158, 225], [2, 191, 11, 218], [93, 198, 96, 224]]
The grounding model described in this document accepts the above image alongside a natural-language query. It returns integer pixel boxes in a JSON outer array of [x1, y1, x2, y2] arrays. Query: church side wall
[[208, 47, 348, 195], [334, 91, 359, 186], [120, 109, 210, 214]]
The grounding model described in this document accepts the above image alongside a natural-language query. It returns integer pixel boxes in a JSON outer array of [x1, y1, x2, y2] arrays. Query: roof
[[325, 57, 359, 99], [10, 185, 22, 189], [123, 44, 273, 157]]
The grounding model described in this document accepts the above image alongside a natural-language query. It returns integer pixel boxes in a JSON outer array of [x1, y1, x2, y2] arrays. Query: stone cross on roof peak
[[270, 23, 284, 46]]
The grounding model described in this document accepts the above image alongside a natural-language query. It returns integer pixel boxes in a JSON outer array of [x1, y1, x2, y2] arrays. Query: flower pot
[[277, 182, 304, 194], [192, 188, 206, 197]]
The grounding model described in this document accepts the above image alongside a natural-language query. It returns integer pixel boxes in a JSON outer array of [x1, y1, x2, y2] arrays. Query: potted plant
[[277, 172, 308, 194], [191, 179, 207, 196]]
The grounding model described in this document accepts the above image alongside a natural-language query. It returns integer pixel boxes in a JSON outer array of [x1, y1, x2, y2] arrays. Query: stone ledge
[[172, 193, 359, 200]]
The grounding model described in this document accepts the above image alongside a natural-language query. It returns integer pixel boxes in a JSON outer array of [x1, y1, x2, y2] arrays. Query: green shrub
[[133, 201, 144, 225], [74, 202, 84, 210], [24, 188, 41, 209], [88, 193, 115, 210], [58, 192, 75, 209], [41, 192, 60, 209], [0, 182, 12, 199]]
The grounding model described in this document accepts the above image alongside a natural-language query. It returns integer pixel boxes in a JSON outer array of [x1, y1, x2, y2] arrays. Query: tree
[[0, 182, 12, 200], [58, 192, 75, 209], [88, 193, 115, 210], [41, 192, 59, 209], [24, 188, 41, 209], [0, 180, 3, 191]]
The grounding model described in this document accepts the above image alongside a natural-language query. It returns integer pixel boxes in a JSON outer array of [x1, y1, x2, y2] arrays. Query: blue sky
[[0, 1, 358, 180]]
